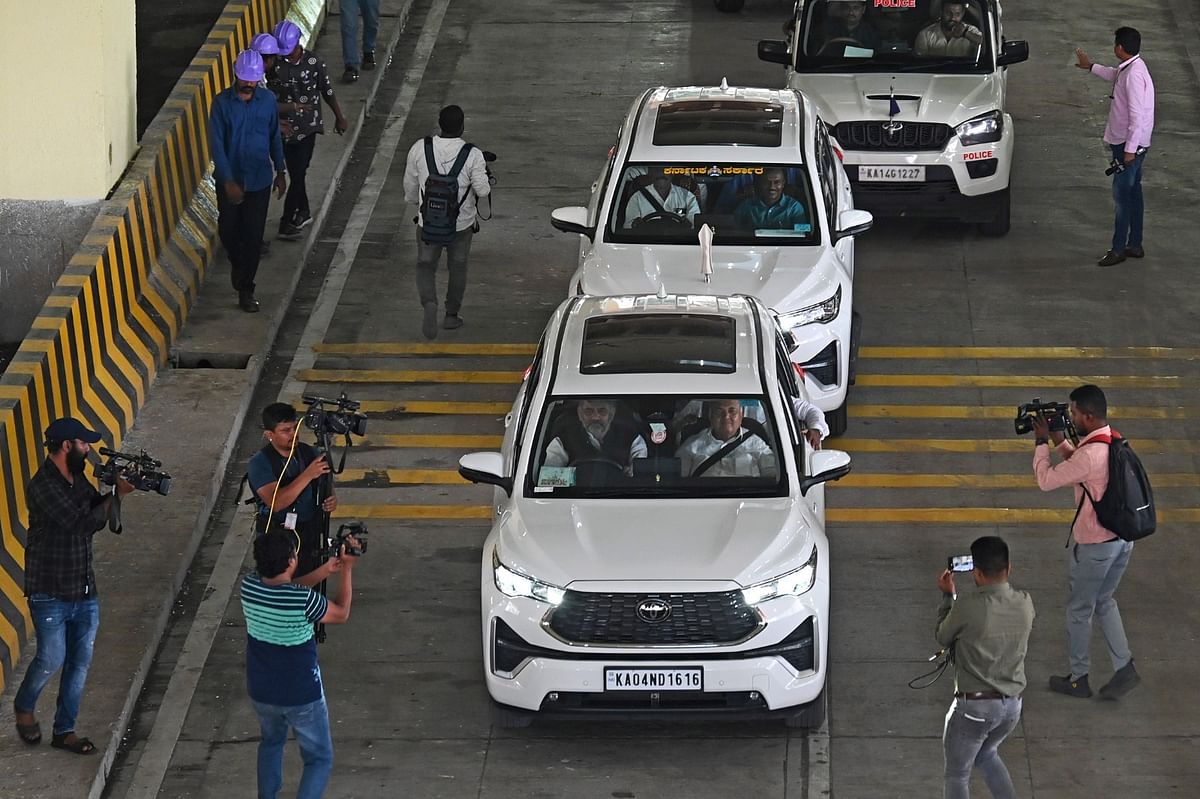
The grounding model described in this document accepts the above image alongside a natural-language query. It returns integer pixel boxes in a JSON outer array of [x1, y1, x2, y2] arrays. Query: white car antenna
[[657, 282, 668, 299], [698, 223, 715, 284]]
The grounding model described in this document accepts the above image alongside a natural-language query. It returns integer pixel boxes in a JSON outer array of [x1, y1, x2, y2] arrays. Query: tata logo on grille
[[636, 598, 672, 623]]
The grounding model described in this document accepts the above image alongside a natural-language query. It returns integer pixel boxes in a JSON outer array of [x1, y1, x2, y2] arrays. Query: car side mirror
[[758, 39, 791, 66], [800, 449, 851, 496], [834, 209, 873, 242], [551, 206, 595, 240], [997, 40, 1029, 67], [459, 451, 513, 496]]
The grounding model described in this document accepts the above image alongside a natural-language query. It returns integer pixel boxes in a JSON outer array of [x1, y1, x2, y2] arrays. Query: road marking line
[[354, 400, 511, 415], [338, 468, 469, 484], [298, 368, 521, 384], [836, 438, 1186, 453], [359, 433, 503, 448], [827, 508, 1200, 523], [333, 504, 493, 520], [858, 346, 1200, 359], [123, 2, 439, 797], [855, 374, 1192, 388], [314, 342, 536, 356], [850, 404, 1197, 420]]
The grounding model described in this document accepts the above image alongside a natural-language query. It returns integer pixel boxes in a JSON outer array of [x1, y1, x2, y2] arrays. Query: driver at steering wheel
[[543, 399, 648, 473], [733, 168, 809, 231], [623, 167, 700, 229], [678, 400, 778, 478], [821, 1, 881, 51]]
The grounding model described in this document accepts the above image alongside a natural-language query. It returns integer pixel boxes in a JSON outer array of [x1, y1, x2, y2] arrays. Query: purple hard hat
[[250, 33, 281, 56], [234, 49, 265, 83], [272, 20, 302, 54]]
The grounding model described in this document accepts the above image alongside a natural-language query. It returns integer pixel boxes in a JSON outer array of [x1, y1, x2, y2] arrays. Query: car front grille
[[835, 121, 952, 151], [547, 590, 761, 646]]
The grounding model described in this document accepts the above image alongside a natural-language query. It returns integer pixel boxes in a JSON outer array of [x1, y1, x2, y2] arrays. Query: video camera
[[483, 151, 498, 185], [1013, 397, 1073, 437], [302, 393, 367, 439], [93, 447, 171, 495], [1105, 146, 1147, 176], [325, 521, 368, 560]]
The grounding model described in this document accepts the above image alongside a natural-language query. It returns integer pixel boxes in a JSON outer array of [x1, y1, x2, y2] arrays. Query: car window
[[509, 338, 546, 473], [796, 0, 992, 73], [606, 163, 819, 246], [813, 121, 838, 225], [526, 394, 787, 498]]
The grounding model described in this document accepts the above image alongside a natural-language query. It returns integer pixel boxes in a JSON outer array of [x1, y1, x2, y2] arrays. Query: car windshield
[[795, 0, 992, 73], [605, 163, 819, 245], [526, 395, 787, 499]]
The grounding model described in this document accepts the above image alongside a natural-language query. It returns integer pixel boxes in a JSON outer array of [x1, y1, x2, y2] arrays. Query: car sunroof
[[580, 314, 737, 374], [653, 101, 784, 147]]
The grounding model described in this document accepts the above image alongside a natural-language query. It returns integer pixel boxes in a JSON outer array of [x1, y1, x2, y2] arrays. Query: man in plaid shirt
[[12, 418, 132, 755]]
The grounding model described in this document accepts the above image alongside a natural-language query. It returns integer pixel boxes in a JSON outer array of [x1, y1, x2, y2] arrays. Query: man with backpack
[[403, 105, 492, 339], [1032, 384, 1144, 700]]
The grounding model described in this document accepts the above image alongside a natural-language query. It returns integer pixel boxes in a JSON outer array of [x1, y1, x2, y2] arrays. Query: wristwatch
[[1035, 437, 1049, 446]]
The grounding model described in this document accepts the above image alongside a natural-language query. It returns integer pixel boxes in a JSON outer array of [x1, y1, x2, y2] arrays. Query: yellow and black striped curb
[[0, 0, 331, 691]]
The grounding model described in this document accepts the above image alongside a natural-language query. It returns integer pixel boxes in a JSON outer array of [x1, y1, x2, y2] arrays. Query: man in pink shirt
[[1075, 28, 1155, 267], [1032, 384, 1140, 700]]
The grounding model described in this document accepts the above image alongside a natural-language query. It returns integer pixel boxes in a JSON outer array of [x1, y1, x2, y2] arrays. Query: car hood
[[581, 245, 842, 313], [791, 73, 1000, 127], [495, 499, 813, 588]]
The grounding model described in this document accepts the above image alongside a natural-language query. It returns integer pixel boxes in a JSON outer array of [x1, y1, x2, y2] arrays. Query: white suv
[[458, 293, 852, 729], [759, 0, 1028, 234], [550, 85, 872, 435]]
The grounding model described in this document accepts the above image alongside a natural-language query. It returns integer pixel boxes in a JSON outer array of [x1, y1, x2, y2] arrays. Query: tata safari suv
[[458, 293, 852, 729], [550, 84, 872, 434], [759, 0, 1028, 234]]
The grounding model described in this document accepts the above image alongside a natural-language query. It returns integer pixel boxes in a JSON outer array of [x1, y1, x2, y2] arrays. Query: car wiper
[[900, 59, 977, 71]]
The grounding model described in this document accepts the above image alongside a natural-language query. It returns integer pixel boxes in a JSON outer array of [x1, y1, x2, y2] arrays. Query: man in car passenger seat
[[733, 168, 809, 231], [543, 400, 648, 471], [678, 400, 778, 478], [623, 167, 700, 228]]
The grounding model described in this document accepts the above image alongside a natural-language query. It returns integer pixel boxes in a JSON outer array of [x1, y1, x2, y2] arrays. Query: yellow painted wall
[[0, 0, 137, 201]]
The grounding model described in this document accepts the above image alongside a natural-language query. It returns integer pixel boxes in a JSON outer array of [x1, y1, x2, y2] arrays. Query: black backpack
[[420, 137, 474, 244], [1080, 434, 1156, 542]]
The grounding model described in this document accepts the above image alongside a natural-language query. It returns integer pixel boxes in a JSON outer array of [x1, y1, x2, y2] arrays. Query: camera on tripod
[[1013, 398, 1073, 437], [93, 447, 172, 495], [302, 393, 367, 438], [325, 521, 368, 559]]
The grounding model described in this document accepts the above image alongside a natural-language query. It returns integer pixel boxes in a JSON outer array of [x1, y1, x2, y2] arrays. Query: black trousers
[[282, 136, 317, 227], [216, 183, 271, 293]]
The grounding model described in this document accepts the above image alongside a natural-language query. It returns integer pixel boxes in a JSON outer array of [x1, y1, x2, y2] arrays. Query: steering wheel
[[632, 211, 693, 229], [817, 37, 866, 56], [571, 456, 627, 484]]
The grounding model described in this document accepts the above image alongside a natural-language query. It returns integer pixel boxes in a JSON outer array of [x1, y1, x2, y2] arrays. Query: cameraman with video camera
[[1032, 384, 1141, 700], [248, 403, 339, 587], [13, 418, 134, 755], [935, 536, 1034, 799]]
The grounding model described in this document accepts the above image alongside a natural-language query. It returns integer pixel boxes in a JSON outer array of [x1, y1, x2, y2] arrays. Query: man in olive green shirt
[[935, 536, 1035, 799]]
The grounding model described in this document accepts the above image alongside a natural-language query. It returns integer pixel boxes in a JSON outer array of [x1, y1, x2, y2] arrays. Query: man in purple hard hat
[[209, 49, 287, 313], [250, 32, 282, 78], [13, 418, 134, 755], [269, 20, 348, 241]]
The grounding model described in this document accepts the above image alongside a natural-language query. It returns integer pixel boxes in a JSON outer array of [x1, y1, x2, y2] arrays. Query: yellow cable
[[264, 420, 303, 553]]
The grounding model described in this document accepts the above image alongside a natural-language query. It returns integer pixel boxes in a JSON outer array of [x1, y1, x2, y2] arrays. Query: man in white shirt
[[624, 167, 700, 228], [543, 400, 648, 472], [678, 400, 778, 478], [403, 105, 492, 339], [913, 2, 982, 57], [675, 397, 828, 450]]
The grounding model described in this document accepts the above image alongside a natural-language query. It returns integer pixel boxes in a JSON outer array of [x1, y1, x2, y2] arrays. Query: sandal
[[15, 717, 41, 745], [50, 731, 96, 755]]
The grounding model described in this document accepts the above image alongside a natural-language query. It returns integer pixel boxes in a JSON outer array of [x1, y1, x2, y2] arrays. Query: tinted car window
[[581, 314, 736, 375], [653, 101, 785, 147]]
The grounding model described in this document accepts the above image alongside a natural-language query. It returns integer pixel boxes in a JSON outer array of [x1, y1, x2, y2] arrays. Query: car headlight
[[493, 549, 565, 606], [741, 547, 819, 605], [778, 286, 841, 330], [956, 110, 1003, 146]]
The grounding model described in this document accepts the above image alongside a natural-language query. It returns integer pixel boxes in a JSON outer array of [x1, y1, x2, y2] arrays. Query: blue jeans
[[252, 696, 334, 799], [943, 696, 1023, 799], [1110, 143, 1147, 252], [340, 0, 380, 68], [14, 595, 100, 736], [1068, 539, 1134, 678]]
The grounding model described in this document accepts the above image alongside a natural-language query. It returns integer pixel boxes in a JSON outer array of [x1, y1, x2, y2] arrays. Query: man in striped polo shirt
[[241, 532, 357, 798]]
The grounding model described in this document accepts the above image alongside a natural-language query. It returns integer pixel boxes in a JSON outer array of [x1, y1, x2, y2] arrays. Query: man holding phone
[[935, 536, 1035, 799]]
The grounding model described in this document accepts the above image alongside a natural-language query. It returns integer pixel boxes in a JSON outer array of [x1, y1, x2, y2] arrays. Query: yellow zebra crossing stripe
[[358, 434, 504, 449], [850, 404, 1195, 420], [858, 346, 1200, 359], [835, 438, 1187, 454], [354, 400, 510, 415], [298, 369, 520, 384], [855, 375, 1192, 389]]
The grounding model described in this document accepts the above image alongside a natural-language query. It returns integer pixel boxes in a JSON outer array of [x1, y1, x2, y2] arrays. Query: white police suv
[[759, 0, 1028, 234], [550, 84, 872, 435], [458, 293, 851, 729]]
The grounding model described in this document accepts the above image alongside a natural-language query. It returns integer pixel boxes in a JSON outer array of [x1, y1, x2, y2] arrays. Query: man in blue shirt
[[734, 168, 809, 232], [241, 531, 357, 799], [209, 49, 287, 313]]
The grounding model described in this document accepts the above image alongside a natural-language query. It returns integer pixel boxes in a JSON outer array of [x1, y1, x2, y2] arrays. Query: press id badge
[[284, 512, 298, 531]]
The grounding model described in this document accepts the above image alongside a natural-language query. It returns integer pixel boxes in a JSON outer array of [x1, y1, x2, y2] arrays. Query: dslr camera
[[303, 393, 367, 438], [1105, 146, 1147, 176], [325, 521, 368, 559], [1013, 397, 1072, 436], [94, 447, 171, 495]]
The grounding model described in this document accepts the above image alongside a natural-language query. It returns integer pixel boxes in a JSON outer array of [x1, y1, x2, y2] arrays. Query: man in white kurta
[[678, 399, 778, 478]]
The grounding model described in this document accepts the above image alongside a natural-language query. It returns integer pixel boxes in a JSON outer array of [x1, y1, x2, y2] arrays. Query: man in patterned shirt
[[241, 531, 357, 798], [13, 418, 133, 754], [270, 20, 349, 241]]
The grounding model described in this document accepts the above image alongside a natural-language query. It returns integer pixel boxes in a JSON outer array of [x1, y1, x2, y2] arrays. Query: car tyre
[[826, 401, 848, 437], [715, 0, 746, 11], [490, 700, 534, 729], [785, 687, 827, 729], [978, 188, 1011, 236]]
